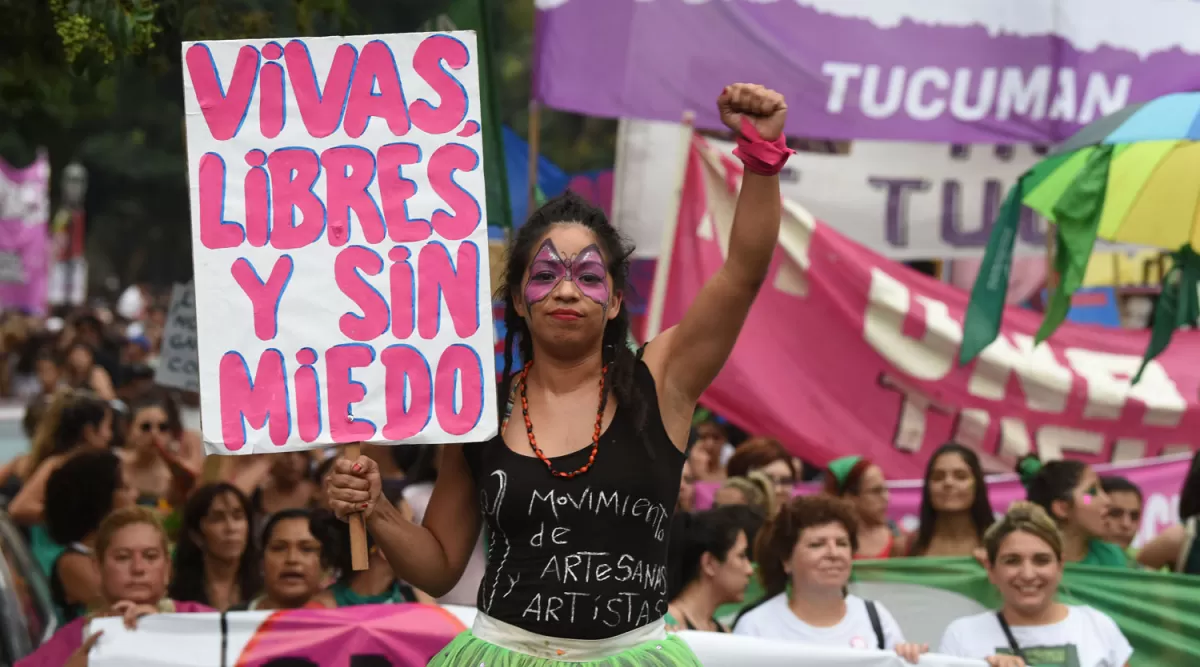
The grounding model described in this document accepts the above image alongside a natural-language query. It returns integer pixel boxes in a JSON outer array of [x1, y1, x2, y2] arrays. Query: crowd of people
[[670, 424, 1200, 665], [0, 292, 475, 665], [2, 83, 1194, 667]]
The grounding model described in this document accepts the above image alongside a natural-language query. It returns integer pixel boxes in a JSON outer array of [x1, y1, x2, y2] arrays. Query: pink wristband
[[733, 117, 794, 176]]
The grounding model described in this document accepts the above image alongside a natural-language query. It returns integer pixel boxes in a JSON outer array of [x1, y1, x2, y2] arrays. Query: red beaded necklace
[[519, 361, 608, 479]]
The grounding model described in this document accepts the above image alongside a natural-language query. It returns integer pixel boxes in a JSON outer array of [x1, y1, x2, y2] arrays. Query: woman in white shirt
[[938, 502, 1133, 667], [733, 495, 927, 663]]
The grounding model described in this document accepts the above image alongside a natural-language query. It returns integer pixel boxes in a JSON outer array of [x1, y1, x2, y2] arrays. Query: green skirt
[[429, 629, 701, 666]]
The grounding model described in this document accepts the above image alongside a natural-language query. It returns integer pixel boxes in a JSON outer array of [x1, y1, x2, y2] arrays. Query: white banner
[[85, 606, 985, 667], [155, 282, 199, 393], [182, 32, 497, 454], [613, 119, 1051, 261]]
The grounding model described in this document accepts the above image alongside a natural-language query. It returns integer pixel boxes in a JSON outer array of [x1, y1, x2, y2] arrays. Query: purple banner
[[535, 0, 1200, 143], [0, 155, 50, 314]]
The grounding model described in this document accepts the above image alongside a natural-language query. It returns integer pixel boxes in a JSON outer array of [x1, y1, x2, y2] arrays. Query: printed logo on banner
[[181, 32, 497, 453]]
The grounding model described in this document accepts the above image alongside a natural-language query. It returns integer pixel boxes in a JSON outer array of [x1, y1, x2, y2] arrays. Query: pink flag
[[648, 136, 1200, 478]]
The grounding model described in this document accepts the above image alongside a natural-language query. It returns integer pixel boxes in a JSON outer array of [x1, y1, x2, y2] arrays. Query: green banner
[[711, 558, 1200, 664], [421, 1, 512, 228], [851, 557, 1200, 666]]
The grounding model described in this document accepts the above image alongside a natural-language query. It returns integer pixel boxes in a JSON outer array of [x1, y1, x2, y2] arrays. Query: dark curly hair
[[754, 494, 859, 598], [497, 192, 647, 449], [168, 483, 262, 607], [45, 449, 124, 545]]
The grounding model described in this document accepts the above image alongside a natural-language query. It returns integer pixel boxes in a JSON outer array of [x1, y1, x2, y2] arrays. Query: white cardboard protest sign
[[182, 32, 496, 454], [154, 282, 199, 393], [86, 607, 986, 667]]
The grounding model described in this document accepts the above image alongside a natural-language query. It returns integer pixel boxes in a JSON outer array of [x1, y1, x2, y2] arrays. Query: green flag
[[422, 1, 512, 229], [851, 558, 1200, 666], [958, 176, 1026, 365], [1136, 244, 1200, 382], [1036, 145, 1113, 343], [712, 558, 1200, 664]]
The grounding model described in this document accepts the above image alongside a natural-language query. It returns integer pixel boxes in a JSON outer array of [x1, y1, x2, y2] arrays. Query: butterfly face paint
[[523, 239, 610, 308]]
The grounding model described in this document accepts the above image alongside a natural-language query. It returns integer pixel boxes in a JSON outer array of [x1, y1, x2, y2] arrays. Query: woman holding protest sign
[[327, 83, 791, 664], [19, 507, 213, 667], [938, 502, 1133, 667], [733, 495, 928, 663]]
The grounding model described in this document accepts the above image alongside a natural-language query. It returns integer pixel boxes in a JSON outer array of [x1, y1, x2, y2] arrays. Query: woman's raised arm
[[647, 84, 790, 410]]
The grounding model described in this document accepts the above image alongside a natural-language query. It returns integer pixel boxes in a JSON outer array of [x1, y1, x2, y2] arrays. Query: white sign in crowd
[[154, 282, 199, 393], [181, 32, 498, 454]]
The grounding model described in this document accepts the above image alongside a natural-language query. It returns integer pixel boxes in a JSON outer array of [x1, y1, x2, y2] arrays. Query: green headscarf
[[826, 455, 863, 493]]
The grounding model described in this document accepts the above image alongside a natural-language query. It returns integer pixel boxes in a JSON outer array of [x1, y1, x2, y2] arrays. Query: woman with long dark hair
[[664, 507, 754, 633], [1019, 456, 1124, 567], [907, 444, 995, 557], [328, 84, 791, 665], [44, 449, 138, 623], [231, 508, 334, 611], [168, 483, 261, 610], [10, 388, 113, 527]]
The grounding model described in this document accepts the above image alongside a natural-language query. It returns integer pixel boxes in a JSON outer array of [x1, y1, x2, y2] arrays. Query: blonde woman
[[713, 472, 776, 516], [938, 502, 1132, 667], [18, 507, 212, 667]]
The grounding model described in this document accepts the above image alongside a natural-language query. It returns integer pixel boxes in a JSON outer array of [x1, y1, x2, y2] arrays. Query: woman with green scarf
[[1018, 456, 1128, 568], [825, 455, 904, 559]]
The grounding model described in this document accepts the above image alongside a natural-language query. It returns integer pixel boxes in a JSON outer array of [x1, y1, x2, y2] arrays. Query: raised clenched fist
[[717, 83, 788, 142]]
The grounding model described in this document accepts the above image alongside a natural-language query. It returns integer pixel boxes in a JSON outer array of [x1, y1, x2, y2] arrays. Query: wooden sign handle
[[342, 444, 370, 571]]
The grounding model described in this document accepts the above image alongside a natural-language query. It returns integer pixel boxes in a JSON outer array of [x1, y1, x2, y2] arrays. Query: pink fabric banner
[[234, 605, 464, 665], [0, 155, 51, 314], [648, 136, 1200, 479], [694, 453, 1190, 547]]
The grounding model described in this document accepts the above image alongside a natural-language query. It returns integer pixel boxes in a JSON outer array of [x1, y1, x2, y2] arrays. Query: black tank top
[[51, 542, 92, 623], [463, 359, 685, 640]]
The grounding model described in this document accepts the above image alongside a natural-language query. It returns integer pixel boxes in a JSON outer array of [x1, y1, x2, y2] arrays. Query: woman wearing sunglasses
[[120, 393, 202, 515]]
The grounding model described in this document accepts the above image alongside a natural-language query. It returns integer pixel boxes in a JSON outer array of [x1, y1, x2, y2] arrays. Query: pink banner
[[235, 604, 464, 665], [695, 454, 1189, 547], [0, 155, 50, 314], [649, 136, 1200, 479]]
